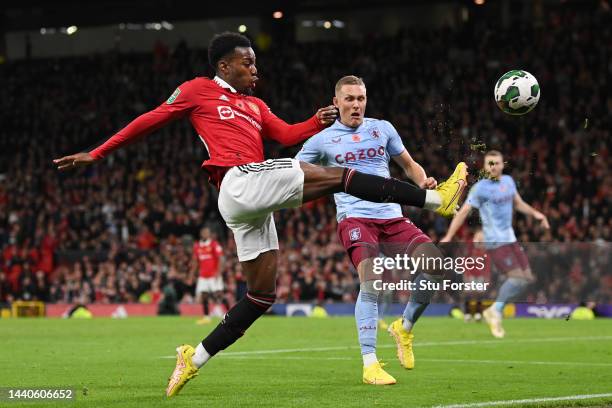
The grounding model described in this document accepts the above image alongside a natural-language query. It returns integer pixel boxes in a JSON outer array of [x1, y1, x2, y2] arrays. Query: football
[[494, 70, 540, 115]]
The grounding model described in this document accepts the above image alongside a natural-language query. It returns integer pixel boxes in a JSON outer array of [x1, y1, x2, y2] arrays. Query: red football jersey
[[89, 77, 324, 186], [193, 239, 223, 279]]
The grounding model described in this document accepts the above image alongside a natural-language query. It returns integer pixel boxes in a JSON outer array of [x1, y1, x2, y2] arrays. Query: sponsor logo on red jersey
[[218, 106, 234, 119]]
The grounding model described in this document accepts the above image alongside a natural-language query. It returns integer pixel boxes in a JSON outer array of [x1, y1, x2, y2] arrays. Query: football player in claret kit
[[54, 32, 467, 396], [441, 150, 549, 338], [193, 227, 226, 325], [298, 75, 467, 385]]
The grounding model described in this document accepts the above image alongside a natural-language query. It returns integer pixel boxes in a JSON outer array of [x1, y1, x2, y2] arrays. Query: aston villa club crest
[[370, 128, 380, 139], [349, 227, 361, 241]]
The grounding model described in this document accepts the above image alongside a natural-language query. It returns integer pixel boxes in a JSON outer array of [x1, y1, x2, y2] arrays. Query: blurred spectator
[[0, 5, 609, 306]]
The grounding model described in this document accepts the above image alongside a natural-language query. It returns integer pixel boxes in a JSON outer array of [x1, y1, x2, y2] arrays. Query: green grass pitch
[[1, 316, 612, 407]]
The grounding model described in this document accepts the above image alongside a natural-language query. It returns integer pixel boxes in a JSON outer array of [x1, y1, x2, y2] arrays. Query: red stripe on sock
[[246, 294, 275, 309]]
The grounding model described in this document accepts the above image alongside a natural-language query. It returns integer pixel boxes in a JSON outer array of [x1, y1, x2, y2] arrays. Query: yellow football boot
[[362, 362, 396, 385], [483, 306, 506, 338], [388, 318, 415, 369], [434, 162, 468, 217], [166, 344, 199, 397]]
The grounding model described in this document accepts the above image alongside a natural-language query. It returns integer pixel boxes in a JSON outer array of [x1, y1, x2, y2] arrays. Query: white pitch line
[[159, 335, 612, 359], [187, 355, 612, 368], [418, 358, 612, 367], [219, 355, 612, 366], [432, 392, 612, 408]]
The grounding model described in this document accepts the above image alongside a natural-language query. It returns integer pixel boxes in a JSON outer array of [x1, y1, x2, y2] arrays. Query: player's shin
[[402, 272, 441, 332], [196, 291, 275, 367], [494, 277, 530, 314], [356, 281, 380, 367], [342, 169, 438, 208]]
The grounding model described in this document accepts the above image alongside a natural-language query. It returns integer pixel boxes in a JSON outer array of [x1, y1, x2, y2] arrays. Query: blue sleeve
[[295, 132, 324, 164], [507, 176, 518, 195], [383, 121, 406, 156], [466, 182, 483, 209]]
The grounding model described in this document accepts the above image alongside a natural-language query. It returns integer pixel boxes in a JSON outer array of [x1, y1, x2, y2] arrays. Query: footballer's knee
[[300, 161, 344, 191]]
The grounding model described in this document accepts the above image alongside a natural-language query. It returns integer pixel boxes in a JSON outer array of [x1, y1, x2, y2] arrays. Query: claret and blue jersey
[[296, 118, 406, 221], [466, 174, 518, 247]]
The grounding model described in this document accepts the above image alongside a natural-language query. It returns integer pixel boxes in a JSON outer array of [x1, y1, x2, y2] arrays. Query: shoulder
[[471, 179, 486, 191], [246, 96, 269, 109], [502, 175, 516, 186], [369, 118, 398, 135], [303, 130, 327, 146], [182, 77, 209, 89], [363, 117, 390, 127]]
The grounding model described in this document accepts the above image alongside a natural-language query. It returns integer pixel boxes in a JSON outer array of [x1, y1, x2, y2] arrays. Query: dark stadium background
[[0, 0, 610, 315]]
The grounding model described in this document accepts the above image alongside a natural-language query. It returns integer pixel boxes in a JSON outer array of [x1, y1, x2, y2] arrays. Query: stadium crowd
[[1, 8, 610, 307]]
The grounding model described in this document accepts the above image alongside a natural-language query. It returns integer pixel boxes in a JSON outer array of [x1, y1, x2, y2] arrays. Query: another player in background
[[441, 150, 549, 337], [54, 33, 466, 397], [297, 75, 467, 385], [193, 227, 227, 325]]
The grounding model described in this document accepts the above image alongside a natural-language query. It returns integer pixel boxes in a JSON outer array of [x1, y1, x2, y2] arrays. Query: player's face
[[334, 84, 367, 128], [484, 155, 504, 179], [220, 47, 258, 94], [200, 228, 210, 240]]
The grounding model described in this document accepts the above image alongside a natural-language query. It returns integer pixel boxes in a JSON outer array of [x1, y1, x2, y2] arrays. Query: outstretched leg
[[299, 161, 467, 217]]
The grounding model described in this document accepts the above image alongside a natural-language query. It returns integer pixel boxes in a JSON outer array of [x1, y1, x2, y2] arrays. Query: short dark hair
[[208, 32, 251, 70]]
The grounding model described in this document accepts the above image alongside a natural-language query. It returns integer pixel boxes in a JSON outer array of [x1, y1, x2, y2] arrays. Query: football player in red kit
[[54, 32, 467, 397], [193, 227, 226, 325]]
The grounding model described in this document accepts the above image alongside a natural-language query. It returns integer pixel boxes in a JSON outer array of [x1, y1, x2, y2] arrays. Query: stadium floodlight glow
[[332, 20, 345, 28], [238, 25, 247, 33], [474, 0, 485, 4], [153, 23, 162, 30], [302, 20, 313, 27], [323, 21, 332, 29], [273, 11, 283, 19], [66, 26, 78, 35], [161, 21, 174, 30], [40, 28, 47, 34]]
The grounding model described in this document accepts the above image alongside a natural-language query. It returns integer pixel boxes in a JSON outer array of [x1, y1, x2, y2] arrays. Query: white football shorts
[[195, 276, 224, 294], [218, 159, 304, 261]]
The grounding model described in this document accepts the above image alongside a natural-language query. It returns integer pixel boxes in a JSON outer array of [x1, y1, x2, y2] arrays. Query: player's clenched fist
[[316, 105, 338, 126], [53, 152, 97, 171]]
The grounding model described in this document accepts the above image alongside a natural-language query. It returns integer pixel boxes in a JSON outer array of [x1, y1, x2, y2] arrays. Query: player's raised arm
[[392, 151, 437, 189], [53, 81, 195, 171], [513, 192, 550, 229], [260, 101, 337, 146], [440, 202, 473, 242], [384, 121, 436, 189]]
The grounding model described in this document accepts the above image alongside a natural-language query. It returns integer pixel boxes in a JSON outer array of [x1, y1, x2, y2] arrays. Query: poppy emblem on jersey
[[349, 227, 361, 241], [166, 88, 181, 104], [500, 185, 507, 192], [247, 102, 260, 115], [332, 135, 341, 143], [370, 129, 380, 139], [352, 134, 361, 142], [218, 106, 235, 120]]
